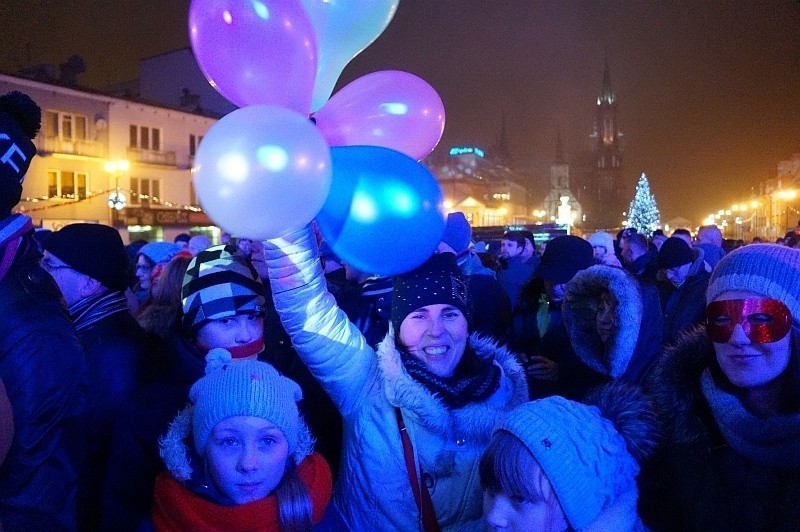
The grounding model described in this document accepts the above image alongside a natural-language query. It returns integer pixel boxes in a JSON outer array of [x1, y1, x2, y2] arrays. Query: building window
[[190, 180, 197, 206], [44, 111, 88, 141], [130, 125, 163, 151], [47, 170, 88, 198], [189, 134, 196, 156], [130, 177, 161, 206]]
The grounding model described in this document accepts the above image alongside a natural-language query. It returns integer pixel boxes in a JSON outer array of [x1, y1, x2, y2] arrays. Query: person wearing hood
[[261, 226, 528, 530], [657, 237, 711, 346], [152, 351, 332, 530], [562, 264, 664, 390], [481, 382, 659, 531], [641, 244, 800, 530], [437, 212, 512, 343]]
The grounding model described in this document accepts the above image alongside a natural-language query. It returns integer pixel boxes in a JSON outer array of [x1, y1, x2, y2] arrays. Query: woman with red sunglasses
[[640, 244, 800, 531]]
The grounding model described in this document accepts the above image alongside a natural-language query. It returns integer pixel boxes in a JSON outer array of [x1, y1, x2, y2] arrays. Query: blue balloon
[[317, 146, 446, 276]]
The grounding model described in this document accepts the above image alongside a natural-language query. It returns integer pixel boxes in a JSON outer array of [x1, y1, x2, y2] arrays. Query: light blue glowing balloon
[[193, 105, 332, 239], [300, 0, 400, 111], [317, 146, 446, 276]]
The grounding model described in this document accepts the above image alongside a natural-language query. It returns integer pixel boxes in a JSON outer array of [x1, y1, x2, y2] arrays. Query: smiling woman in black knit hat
[[261, 226, 528, 530]]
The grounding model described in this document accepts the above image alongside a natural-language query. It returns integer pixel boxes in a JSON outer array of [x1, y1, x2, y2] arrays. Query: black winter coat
[[0, 235, 88, 531], [640, 329, 800, 531]]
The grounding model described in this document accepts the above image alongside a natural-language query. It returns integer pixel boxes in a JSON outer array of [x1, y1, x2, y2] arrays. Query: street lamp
[[105, 160, 130, 223], [776, 189, 797, 233]]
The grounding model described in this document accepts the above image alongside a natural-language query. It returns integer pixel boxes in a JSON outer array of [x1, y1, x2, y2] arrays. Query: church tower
[[587, 59, 625, 230]]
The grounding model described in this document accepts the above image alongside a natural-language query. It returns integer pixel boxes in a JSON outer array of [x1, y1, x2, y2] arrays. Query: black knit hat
[[42, 223, 131, 292], [657, 237, 694, 269], [534, 235, 595, 284], [0, 91, 41, 217], [390, 252, 469, 332]]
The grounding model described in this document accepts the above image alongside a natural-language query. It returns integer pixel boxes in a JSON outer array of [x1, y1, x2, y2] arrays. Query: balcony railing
[[127, 147, 177, 167], [38, 135, 105, 158]]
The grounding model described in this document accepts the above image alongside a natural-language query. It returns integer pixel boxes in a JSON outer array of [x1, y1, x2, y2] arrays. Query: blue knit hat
[[706, 244, 800, 326], [138, 241, 182, 266], [441, 212, 472, 254], [189, 349, 313, 463], [494, 397, 639, 530]]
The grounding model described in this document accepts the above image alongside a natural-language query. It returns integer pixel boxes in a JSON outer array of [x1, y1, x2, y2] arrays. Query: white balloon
[[193, 105, 332, 239]]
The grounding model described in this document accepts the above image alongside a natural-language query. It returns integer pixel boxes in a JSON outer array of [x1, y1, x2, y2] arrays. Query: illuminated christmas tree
[[626, 173, 660, 237]]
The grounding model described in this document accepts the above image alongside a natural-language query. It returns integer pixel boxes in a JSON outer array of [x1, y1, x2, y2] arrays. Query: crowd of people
[[2, 89, 800, 531]]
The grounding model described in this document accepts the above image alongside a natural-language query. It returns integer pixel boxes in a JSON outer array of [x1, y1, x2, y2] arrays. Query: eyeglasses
[[40, 257, 75, 273], [706, 298, 792, 344]]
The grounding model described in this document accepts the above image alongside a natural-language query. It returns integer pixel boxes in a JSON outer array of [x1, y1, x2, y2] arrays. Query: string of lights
[[17, 188, 203, 213]]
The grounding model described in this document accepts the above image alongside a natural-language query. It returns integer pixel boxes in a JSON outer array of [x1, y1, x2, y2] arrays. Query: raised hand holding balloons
[[300, 0, 400, 111], [189, 0, 317, 113], [193, 105, 332, 239], [313, 71, 446, 161], [316, 146, 446, 277]]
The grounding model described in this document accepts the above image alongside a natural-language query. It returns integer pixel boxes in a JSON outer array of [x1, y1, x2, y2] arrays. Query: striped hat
[[181, 244, 266, 332], [707, 243, 800, 326]]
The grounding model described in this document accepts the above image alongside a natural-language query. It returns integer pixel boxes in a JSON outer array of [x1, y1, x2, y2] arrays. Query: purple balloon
[[313, 70, 446, 161], [189, 0, 317, 113]]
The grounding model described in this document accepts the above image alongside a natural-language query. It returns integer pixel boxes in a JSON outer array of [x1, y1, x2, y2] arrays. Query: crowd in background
[[3, 90, 800, 531]]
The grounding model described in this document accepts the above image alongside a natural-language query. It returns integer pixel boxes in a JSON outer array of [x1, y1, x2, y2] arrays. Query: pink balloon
[[189, 0, 317, 113], [312, 70, 446, 161]]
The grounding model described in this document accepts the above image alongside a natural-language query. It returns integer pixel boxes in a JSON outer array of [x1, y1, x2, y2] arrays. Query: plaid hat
[[0, 91, 41, 217], [441, 212, 472, 254], [390, 252, 469, 332], [189, 349, 312, 463], [657, 237, 694, 269], [707, 244, 800, 326], [181, 244, 266, 332], [42, 223, 130, 292], [534, 235, 594, 284], [495, 396, 639, 530]]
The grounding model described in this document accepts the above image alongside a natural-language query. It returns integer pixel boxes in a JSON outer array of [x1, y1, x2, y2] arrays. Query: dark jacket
[[662, 250, 711, 347], [0, 234, 88, 531], [101, 331, 204, 532], [77, 305, 152, 530], [640, 329, 800, 531], [459, 253, 512, 344], [498, 254, 535, 310]]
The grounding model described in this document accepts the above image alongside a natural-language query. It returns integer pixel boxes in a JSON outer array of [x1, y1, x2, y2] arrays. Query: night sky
[[2, 0, 799, 223]]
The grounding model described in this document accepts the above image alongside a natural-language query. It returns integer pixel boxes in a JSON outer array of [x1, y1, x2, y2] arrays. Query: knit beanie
[[181, 244, 266, 332], [391, 252, 469, 332], [587, 231, 615, 257], [138, 241, 182, 266], [494, 396, 639, 530], [42, 223, 130, 292], [706, 243, 800, 327], [0, 91, 41, 217], [657, 237, 693, 269], [441, 212, 472, 254], [534, 235, 595, 284], [189, 349, 313, 463]]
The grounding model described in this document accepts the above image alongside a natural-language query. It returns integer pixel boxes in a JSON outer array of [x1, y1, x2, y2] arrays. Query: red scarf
[[152, 452, 332, 531]]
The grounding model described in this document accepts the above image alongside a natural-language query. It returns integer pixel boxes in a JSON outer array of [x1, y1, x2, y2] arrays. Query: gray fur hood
[[377, 329, 529, 442], [563, 265, 642, 378]]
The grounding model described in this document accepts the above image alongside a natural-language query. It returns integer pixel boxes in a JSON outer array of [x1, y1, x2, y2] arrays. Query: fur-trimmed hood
[[376, 329, 528, 443], [645, 326, 715, 449], [563, 265, 642, 379], [159, 405, 315, 482]]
